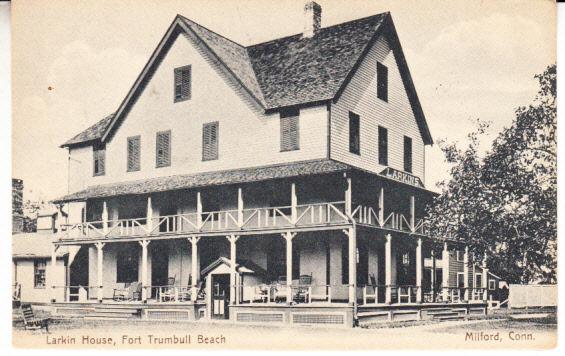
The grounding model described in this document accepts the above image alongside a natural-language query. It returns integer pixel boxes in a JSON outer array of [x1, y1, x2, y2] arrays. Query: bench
[[20, 304, 50, 332]]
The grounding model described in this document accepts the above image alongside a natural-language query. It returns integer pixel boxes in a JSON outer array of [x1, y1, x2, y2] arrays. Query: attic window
[[156, 130, 171, 168], [349, 112, 360, 155], [93, 143, 106, 176], [280, 108, 300, 152], [202, 122, 219, 161], [127, 135, 141, 172], [174, 65, 191, 102], [377, 62, 388, 102]]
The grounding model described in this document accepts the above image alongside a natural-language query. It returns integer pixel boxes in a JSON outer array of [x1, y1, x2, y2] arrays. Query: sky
[[11, 0, 556, 202]]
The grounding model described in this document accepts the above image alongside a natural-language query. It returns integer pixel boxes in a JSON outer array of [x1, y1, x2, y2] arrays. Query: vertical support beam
[[463, 246, 470, 301], [347, 227, 357, 305], [431, 249, 436, 302], [146, 196, 153, 233], [139, 240, 150, 302], [189, 236, 200, 302], [237, 188, 243, 227], [410, 196, 415, 232], [416, 238, 423, 303], [482, 254, 488, 301], [291, 183, 297, 224], [51, 245, 58, 302], [196, 191, 202, 229], [102, 201, 109, 234], [385, 234, 392, 304], [227, 235, 239, 305], [442, 242, 449, 301], [345, 177, 352, 216], [378, 187, 384, 225], [95, 242, 105, 303], [283, 232, 296, 304]]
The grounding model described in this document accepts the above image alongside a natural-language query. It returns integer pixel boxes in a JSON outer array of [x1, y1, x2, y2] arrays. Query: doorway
[[211, 274, 230, 319], [151, 242, 169, 289], [68, 246, 89, 301]]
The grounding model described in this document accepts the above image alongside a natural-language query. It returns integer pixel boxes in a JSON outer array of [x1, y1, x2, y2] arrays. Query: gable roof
[[13, 233, 68, 259], [62, 12, 432, 148]]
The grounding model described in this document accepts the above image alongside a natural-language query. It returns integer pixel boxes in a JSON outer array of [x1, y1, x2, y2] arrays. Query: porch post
[[416, 238, 423, 303], [291, 183, 297, 224], [146, 196, 153, 233], [102, 201, 109, 234], [346, 227, 357, 305], [196, 191, 202, 229], [189, 236, 200, 301], [95, 242, 105, 302], [410, 196, 415, 231], [463, 246, 469, 301], [237, 188, 244, 228], [442, 242, 449, 301], [51, 244, 58, 302], [430, 249, 436, 302], [378, 187, 384, 224], [385, 234, 392, 304], [227, 235, 240, 305], [345, 177, 352, 216], [283, 232, 296, 304], [139, 240, 150, 302], [482, 254, 488, 301]]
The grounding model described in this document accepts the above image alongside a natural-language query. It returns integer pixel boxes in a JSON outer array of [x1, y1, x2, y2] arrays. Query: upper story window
[[404, 136, 412, 173], [156, 130, 171, 168], [488, 279, 496, 290], [93, 143, 106, 176], [280, 108, 300, 152], [127, 135, 141, 172], [202, 122, 219, 161], [377, 62, 388, 102], [34, 260, 46, 288], [349, 112, 360, 155], [378, 126, 388, 165], [174, 65, 191, 102]]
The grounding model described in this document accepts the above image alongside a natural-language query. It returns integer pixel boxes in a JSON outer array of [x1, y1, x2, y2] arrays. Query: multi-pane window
[[202, 122, 219, 161], [127, 135, 141, 172], [93, 143, 106, 176], [378, 126, 388, 165], [34, 260, 46, 288], [174, 65, 191, 102], [377, 62, 388, 102], [156, 130, 171, 168], [349, 112, 360, 155], [280, 108, 300, 152], [404, 136, 412, 173]]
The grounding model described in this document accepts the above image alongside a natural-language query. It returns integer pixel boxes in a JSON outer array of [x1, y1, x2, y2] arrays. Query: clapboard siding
[[68, 33, 328, 193], [330, 36, 425, 181]]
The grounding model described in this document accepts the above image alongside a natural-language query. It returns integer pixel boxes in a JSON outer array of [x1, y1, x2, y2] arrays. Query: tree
[[428, 65, 556, 284]]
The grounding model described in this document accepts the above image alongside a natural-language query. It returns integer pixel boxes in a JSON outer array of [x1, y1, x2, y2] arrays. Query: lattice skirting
[[235, 311, 285, 323], [144, 309, 192, 320], [291, 312, 346, 326]]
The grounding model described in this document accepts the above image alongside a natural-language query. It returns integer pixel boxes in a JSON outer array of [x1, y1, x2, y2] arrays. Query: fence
[[508, 284, 557, 309]]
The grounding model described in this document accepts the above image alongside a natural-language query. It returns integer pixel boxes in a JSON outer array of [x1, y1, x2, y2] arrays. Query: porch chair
[[113, 282, 142, 301], [294, 273, 312, 304], [273, 276, 288, 303], [160, 276, 177, 302], [20, 304, 50, 333], [178, 276, 193, 302], [250, 284, 270, 304], [363, 274, 378, 304]]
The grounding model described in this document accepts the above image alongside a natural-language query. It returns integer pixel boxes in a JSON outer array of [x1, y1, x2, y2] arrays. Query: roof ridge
[[178, 14, 246, 49]]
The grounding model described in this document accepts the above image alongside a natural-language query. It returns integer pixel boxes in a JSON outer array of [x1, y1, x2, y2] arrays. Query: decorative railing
[[351, 205, 428, 235], [59, 202, 349, 240], [234, 283, 345, 305]]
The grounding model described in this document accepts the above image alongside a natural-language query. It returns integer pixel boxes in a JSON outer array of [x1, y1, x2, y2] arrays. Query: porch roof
[[52, 159, 350, 204], [13, 233, 69, 259]]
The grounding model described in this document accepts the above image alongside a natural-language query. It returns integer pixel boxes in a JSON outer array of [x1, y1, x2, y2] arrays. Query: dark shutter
[[404, 136, 412, 173], [93, 143, 105, 176], [377, 62, 388, 102], [127, 136, 141, 172], [156, 130, 171, 167], [349, 112, 360, 155], [378, 126, 388, 165], [202, 122, 219, 161], [174, 65, 191, 102], [280, 114, 299, 152]]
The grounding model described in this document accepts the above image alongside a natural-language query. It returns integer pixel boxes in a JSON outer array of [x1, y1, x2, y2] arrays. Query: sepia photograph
[[8, 0, 558, 350]]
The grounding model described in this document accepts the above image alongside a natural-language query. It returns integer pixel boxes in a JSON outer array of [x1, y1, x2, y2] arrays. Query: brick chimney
[[303, 1, 322, 38]]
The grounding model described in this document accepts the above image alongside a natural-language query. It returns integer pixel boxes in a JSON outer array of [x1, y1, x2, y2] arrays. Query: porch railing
[[52, 285, 101, 302], [235, 283, 347, 305], [351, 205, 428, 235], [59, 201, 349, 240]]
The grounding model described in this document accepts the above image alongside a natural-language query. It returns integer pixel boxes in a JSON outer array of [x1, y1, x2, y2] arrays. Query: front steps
[[426, 307, 467, 322], [53, 303, 141, 321], [357, 305, 477, 325]]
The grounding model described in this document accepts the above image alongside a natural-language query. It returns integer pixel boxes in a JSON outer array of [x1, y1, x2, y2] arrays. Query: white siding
[[68, 33, 328, 193], [331, 36, 425, 180], [14, 259, 66, 303]]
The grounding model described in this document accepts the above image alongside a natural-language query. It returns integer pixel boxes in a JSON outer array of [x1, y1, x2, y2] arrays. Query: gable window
[[174, 65, 191, 102], [34, 260, 46, 288], [280, 108, 300, 152], [127, 135, 141, 172], [404, 136, 412, 173], [202, 122, 219, 161], [116, 245, 139, 284], [93, 143, 106, 176], [156, 130, 171, 168], [349, 112, 360, 155], [489, 279, 496, 290], [378, 126, 388, 165], [377, 62, 388, 102], [457, 272, 465, 288]]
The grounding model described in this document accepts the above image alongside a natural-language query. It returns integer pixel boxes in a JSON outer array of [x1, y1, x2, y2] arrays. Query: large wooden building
[[51, 2, 489, 326]]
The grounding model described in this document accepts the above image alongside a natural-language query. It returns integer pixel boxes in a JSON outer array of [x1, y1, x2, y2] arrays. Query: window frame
[[378, 126, 388, 166], [488, 279, 496, 290], [404, 135, 413, 173], [155, 130, 171, 168], [93, 143, 106, 176], [34, 260, 47, 289], [127, 135, 141, 172], [457, 272, 465, 288], [349, 111, 360, 155], [377, 62, 388, 102], [174, 65, 192, 103], [202, 121, 219, 161], [280, 108, 300, 152]]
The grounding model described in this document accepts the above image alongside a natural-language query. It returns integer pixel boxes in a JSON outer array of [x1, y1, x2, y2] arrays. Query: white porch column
[[346, 227, 357, 305], [102, 201, 109, 234], [227, 235, 240, 305], [410, 196, 415, 231], [146, 196, 153, 233], [283, 232, 296, 304], [139, 240, 150, 302], [95, 242, 105, 302], [345, 177, 352, 216], [378, 187, 384, 224], [51, 244, 58, 302], [463, 246, 470, 301], [442, 242, 449, 301], [385, 234, 392, 304], [237, 188, 244, 227], [189, 236, 200, 301], [482, 254, 488, 301], [416, 238, 423, 303], [430, 249, 436, 302], [291, 183, 297, 224], [196, 191, 202, 229]]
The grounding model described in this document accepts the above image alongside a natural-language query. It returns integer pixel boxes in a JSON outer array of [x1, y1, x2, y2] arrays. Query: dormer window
[[377, 62, 388, 102], [174, 65, 191, 102]]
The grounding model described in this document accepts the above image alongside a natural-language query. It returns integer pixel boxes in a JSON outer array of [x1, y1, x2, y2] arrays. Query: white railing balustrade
[[351, 205, 429, 235]]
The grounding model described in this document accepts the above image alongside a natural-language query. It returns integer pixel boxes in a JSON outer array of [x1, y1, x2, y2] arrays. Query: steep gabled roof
[[62, 12, 432, 148]]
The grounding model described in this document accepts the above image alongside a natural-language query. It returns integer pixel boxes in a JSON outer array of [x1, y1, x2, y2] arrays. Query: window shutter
[[349, 112, 360, 155], [174, 65, 191, 102], [404, 136, 412, 173], [127, 136, 141, 172], [378, 126, 388, 166], [202, 122, 218, 161], [93, 144, 105, 176], [156, 131, 171, 168], [377, 62, 388, 102], [280, 115, 299, 151]]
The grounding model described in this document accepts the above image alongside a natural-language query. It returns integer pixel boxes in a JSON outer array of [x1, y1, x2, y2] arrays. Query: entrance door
[[211, 274, 230, 319], [151, 243, 169, 290]]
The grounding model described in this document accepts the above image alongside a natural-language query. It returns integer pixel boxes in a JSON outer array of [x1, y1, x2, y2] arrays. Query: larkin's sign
[[379, 167, 425, 188]]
